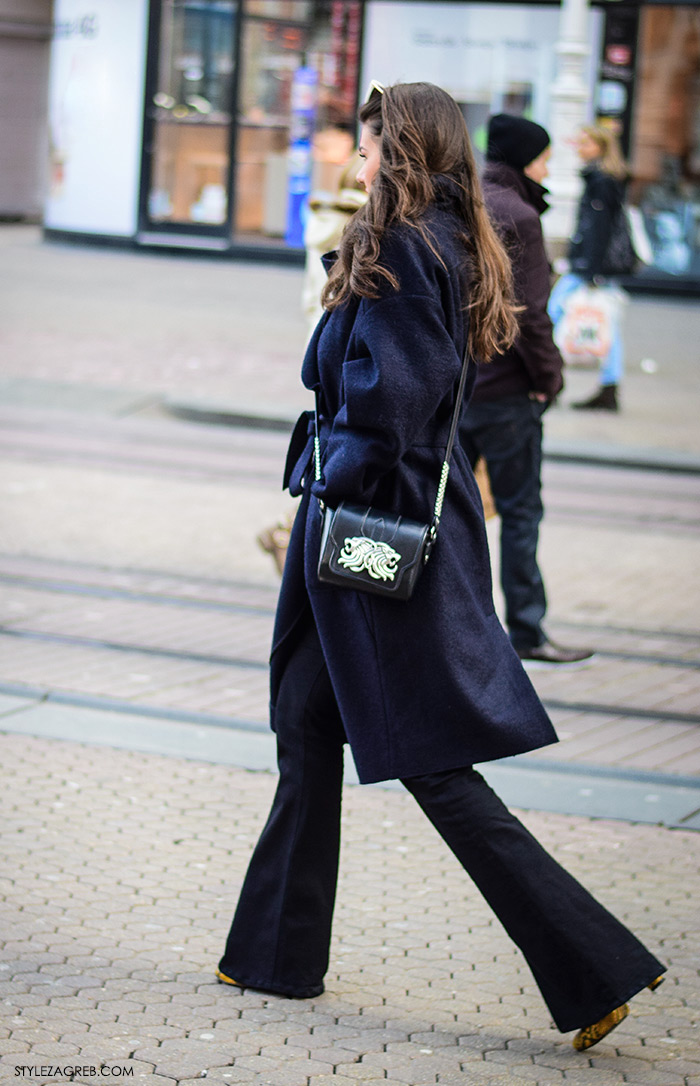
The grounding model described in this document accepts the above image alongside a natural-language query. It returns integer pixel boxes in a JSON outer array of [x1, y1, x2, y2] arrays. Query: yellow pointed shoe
[[648, 975, 665, 992], [216, 968, 241, 988], [572, 1003, 629, 1051]]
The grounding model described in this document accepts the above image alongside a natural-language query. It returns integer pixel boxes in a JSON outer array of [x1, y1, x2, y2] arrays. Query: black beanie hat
[[486, 113, 551, 170]]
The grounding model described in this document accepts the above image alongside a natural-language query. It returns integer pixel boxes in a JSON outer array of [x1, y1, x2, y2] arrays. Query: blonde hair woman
[[579, 123, 628, 180], [548, 123, 631, 411]]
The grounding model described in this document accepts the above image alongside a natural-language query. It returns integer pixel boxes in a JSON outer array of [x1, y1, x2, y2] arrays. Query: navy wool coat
[[271, 187, 557, 784]]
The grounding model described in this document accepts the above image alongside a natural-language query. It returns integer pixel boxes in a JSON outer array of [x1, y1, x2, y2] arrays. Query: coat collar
[[483, 160, 550, 216]]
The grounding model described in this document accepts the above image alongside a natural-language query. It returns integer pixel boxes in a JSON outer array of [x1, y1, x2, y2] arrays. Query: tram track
[[1, 553, 698, 666], [0, 626, 269, 671], [0, 570, 278, 615], [1, 613, 698, 673], [0, 414, 287, 486], [1, 553, 699, 739], [2, 675, 700, 740], [2, 411, 700, 530], [2, 413, 699, 775]]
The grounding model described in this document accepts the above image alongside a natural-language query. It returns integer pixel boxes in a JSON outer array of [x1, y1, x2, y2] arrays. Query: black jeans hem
[[218, 960, 324, 1000], [558, 967, 668, 1035]]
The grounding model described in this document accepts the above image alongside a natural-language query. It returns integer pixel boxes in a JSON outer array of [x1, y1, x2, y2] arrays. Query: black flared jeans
[[219, 618, 664, 1031]]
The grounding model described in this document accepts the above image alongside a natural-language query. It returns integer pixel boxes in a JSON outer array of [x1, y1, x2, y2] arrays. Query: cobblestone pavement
[[2, 732, 699, 1086]]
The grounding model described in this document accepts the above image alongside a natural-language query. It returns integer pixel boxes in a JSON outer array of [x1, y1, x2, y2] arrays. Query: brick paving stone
[[132, 1040, 242, 1079], [558, 1073, 626, 1085], [0, 1040, 31, 1055], [179, 1073, 256, 1085], [657, 1063, 700, 1079], [73, 1064, 177, 1086], [308, 1078, 372, 1086]]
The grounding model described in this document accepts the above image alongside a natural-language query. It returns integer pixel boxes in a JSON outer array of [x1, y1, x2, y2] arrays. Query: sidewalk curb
[[542, 438, 700, 475], [166, 398, 300, 433], [2, 691, 699, 830], [165, 397, 700, 475]]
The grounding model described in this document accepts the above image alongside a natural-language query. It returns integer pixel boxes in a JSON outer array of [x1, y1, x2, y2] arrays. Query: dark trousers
[[220, 620, 664, 1032], [460, 394, 547, 652]]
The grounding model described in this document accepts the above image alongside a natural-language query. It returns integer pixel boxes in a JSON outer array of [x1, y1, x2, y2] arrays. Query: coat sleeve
[[510, 210, 564, 399], [311, 288, 464, 506]]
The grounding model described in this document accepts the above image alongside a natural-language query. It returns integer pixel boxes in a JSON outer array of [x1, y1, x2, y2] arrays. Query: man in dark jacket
[[460, 114, 592, 664]]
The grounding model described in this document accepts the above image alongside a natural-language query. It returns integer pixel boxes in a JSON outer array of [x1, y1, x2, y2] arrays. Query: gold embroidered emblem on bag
[[337, 536, 402, 581]]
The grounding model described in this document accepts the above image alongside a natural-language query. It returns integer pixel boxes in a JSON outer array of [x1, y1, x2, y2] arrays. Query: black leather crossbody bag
[[315, 350, 470, 601]]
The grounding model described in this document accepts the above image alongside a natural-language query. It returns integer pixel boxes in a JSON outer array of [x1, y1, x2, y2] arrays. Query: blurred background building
[[1, 0, 699, 292], [0, 0, 53, 221]]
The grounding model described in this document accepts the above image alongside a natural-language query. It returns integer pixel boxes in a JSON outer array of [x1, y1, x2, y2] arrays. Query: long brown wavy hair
[[321, 82, 519, 361]]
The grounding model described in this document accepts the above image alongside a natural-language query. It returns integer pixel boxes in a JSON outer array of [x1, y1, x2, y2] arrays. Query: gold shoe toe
[[216, 968, 241, 988], [572, 1003, 629, 1051]]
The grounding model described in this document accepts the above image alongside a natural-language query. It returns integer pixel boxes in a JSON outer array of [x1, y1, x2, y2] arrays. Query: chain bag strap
[[314, 347, 470, 600]]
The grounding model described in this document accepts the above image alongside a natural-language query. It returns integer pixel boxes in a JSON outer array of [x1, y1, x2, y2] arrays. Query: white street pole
[[544, 0, 593, 245]]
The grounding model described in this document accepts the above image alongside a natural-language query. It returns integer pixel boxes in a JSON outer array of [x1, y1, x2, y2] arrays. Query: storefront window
[[245, 0, 311, 15], [233, 0, 361, 243], [629, 6, 700, 281], [362, 1, 601, 161], [147, 0, 236, 227]]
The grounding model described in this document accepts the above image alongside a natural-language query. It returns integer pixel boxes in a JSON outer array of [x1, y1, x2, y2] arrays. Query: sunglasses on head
[[365, 80, 385, 103]]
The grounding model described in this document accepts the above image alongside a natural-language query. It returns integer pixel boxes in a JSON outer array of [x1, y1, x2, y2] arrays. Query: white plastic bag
[[625, 206, 654, 266], [553, 285, 624, 368]]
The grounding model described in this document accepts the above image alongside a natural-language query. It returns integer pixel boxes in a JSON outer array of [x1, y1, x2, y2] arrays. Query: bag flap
[[325, 502, 430, 591]]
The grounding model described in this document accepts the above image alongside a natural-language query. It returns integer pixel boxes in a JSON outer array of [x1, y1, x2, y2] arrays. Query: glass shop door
[[140, 0, 237, 239]]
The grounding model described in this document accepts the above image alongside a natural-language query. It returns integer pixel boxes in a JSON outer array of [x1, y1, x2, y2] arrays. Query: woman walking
[[548, 124, 631, 412], [217, 83, 664, 1049]]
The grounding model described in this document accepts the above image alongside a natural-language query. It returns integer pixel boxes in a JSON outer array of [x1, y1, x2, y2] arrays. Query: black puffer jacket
[[568, 164, 625, 281]]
